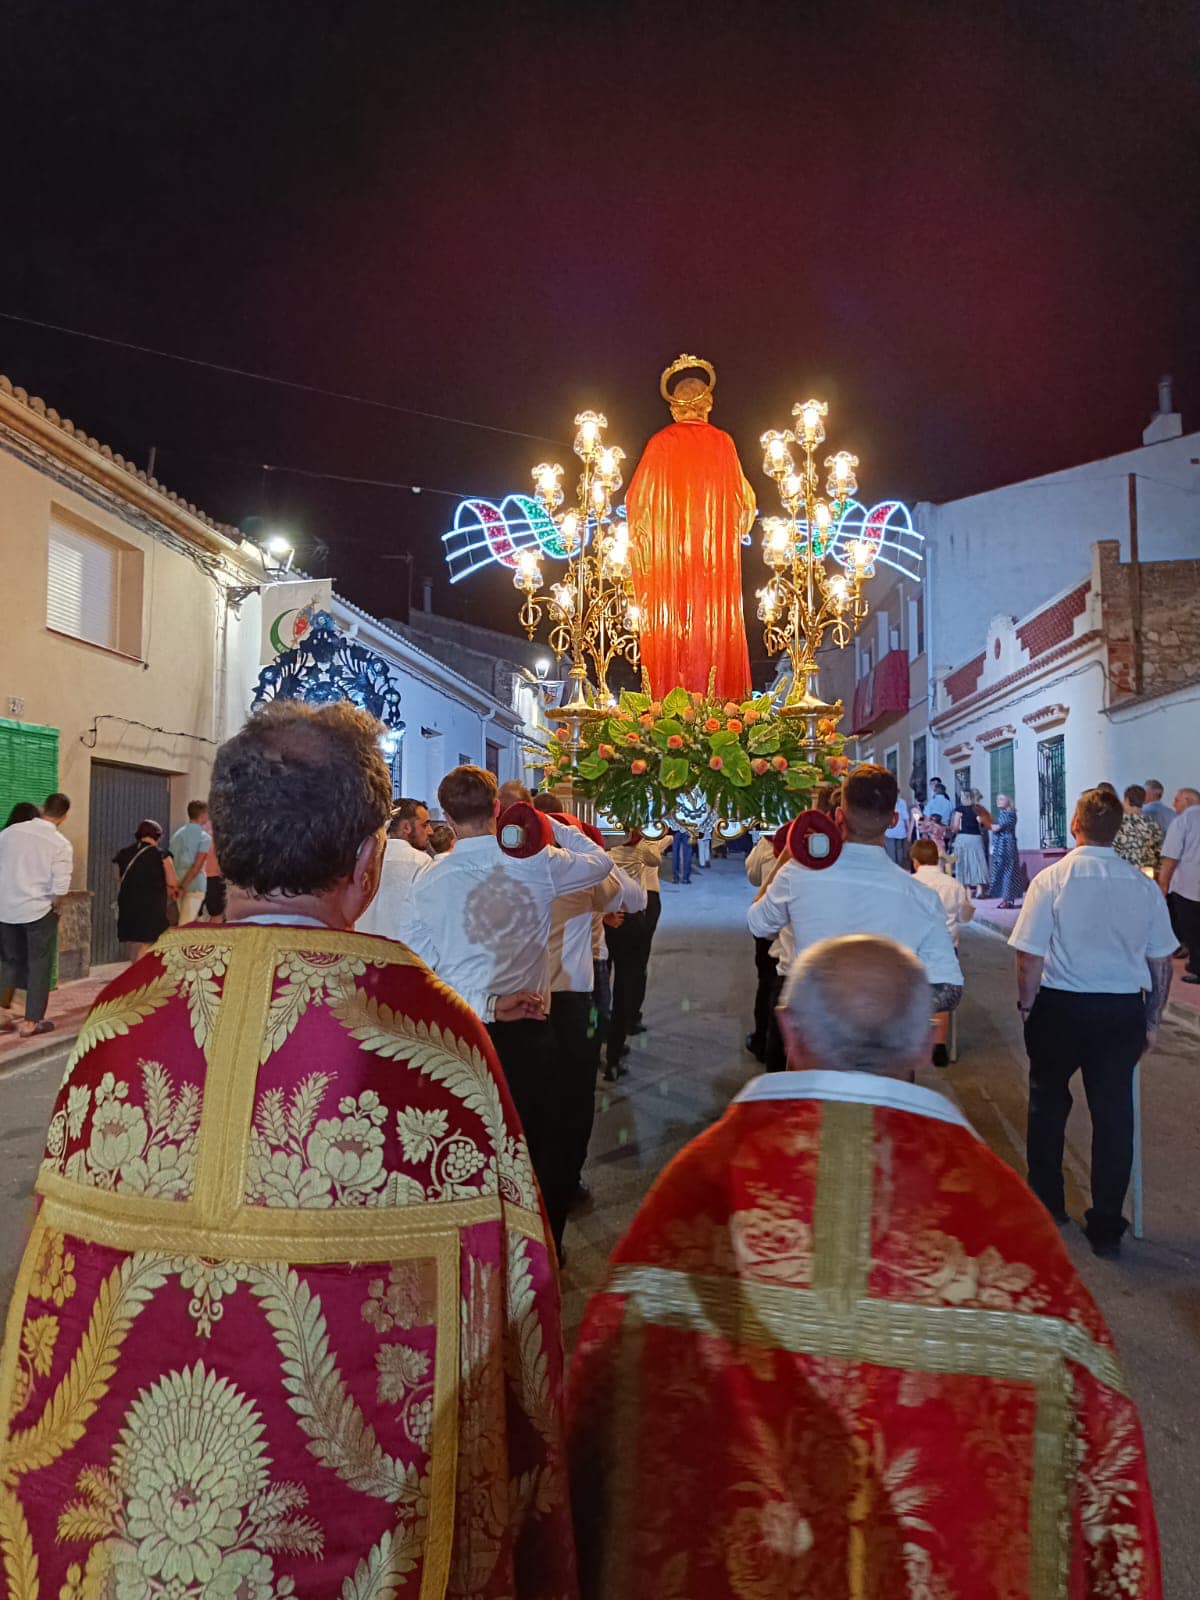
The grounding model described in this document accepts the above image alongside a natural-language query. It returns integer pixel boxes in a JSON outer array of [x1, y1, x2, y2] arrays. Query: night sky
[[3, 0, 1197, 644]]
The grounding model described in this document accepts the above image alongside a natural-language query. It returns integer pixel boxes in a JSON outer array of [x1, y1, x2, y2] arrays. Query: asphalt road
[[2, 864, 1197, 1589]]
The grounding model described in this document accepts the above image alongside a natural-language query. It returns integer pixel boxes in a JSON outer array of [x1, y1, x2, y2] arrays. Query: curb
[[0, 1024, 80, 1079]]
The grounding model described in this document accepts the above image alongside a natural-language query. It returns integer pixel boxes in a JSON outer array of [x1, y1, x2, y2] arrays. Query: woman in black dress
[[113, 819, 178, 959]]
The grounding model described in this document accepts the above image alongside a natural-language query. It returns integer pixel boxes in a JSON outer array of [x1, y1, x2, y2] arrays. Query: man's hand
[[494, 991, 546, 1023], [1141, 1026, 1158, 1059], [602, 911, 625, 928]]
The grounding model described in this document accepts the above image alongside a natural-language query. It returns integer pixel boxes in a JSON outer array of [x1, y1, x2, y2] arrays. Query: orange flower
[[751, 757, 770, 776], [625, 732, 640, 745], [771, 754, 789, 772], [667, 734, 684, 749], [818, 717, 839, 739], [558, 756, 572, 768], [681, 707, 697, 723], [709, 755, 724, 771], [703, 717, 722, 734], [631, 758, 647, 775], [827, 755, 850, 776], [743, 709, 761, 725], [543, 765, 556, 781], [722, 702, 740, 717], [555, 725, 570, 739], [726, 718, 743, 733], [597, 743, 616, 760], [639, 713, 654, 728]]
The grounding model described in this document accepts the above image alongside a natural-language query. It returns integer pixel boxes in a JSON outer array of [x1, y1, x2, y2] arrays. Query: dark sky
[[3, 0, 1197, 641]]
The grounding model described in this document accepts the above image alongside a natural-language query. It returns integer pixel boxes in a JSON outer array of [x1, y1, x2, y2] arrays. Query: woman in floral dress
[[0, 702, 575, 1600], [987, 793, 1022, 908]]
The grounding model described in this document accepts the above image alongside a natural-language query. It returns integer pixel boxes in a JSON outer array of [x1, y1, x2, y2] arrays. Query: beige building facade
[[0, 376, 266, 974]]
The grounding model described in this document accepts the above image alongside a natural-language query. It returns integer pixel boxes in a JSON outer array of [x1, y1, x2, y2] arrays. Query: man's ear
[[354, 831, 384, 889]]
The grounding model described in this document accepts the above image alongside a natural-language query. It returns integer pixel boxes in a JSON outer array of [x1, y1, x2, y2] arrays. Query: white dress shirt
[[1008, 845, 1177, 993], [612, 834, 670, 894], [1162, 804, 1200, 902], [405, 820, 612, 1020], [884, 797, 911, 840], [551, 863, 646, 993], [748, 842, 963, 987], [745, 835, 776, 888], [913, 863, 976, 945], [735, 1067, 980, 1138], [0, 818, 74, 924], [355, 837, 431, 941]]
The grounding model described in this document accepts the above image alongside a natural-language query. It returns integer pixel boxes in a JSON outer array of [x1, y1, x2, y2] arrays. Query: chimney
[[420, 577, 434, 613], [1143, 373, 1182, 446]]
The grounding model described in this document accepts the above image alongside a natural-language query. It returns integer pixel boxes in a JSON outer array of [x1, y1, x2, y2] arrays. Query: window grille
[[1038, 736, 1067, 849]]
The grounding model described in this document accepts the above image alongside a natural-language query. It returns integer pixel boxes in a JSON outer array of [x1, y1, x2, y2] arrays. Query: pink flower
[[703, 717, 722, 734], [744, 709, 761, 725], [598, 743, 616, 760], [772, 755, 789, 772], [631, 758, 647, 775], [723, 702, 740, 717], [709, 755, 724, 771], [667, 734, 684, 750], [726, 718, 743, 733], [752, 758, 770, 776]]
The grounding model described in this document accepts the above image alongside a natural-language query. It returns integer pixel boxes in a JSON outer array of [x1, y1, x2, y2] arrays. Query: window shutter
[[47, 520, 118, 649], [0, 720, 60, 824]]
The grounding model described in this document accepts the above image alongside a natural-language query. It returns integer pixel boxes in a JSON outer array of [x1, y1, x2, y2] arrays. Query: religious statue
[[626, 354, 757, 700]]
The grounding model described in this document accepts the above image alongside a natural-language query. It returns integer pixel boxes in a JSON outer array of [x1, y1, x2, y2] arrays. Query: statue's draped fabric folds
[[627, 356, 756, 701]]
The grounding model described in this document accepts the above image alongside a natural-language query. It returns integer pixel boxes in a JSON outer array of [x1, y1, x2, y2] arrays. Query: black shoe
[[1088, 1234, 1122, 1259], [746, 1032, 766, 1062], [931, 1043, 949, 1068], [630, 1022, 647, 1035], [570, 1182, 592, 1213], [1182, 973, 1200, 985], [1050, 1209, 1070, 1226]]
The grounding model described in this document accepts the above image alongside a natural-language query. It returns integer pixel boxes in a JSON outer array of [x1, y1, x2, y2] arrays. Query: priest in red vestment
[[0, 702, 576, 1600], [567, 934, 1161, 1600], [626, 354, 756, 700]]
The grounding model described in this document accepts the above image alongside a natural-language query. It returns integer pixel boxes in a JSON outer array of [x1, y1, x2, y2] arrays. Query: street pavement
[[1, 861, 1196, 1589]]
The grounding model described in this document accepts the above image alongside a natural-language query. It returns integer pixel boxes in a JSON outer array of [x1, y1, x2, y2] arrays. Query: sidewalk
[[0, 962, 124, 1075], [973, 897, 1200, 1033]]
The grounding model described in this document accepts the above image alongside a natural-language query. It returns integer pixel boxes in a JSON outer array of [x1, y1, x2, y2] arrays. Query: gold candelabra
[[756, 398, 876, 752], [514, 410, 642, 736]]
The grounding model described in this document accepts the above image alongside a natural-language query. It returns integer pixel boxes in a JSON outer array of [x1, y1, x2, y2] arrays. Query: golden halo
[[659, 353, 717, 403]]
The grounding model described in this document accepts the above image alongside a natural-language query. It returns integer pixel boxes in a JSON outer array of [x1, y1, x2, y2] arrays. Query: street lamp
[[261, 530, 295, 577]]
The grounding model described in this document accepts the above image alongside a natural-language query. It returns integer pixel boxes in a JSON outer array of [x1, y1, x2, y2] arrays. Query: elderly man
[[567, 934, 1161, 1600], [354, 794, 432, 941], [0, 790, 73, 1037], [1159, 786, 1200, 983], [1141, 778, 1175, 836], [0, 703, 575, 1598], [1012, 787, 1176, 1255], [749, 764, 963, 1016]]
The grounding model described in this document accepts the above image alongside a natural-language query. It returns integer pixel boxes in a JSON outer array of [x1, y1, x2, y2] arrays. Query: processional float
[[441, 354, 923, 834]]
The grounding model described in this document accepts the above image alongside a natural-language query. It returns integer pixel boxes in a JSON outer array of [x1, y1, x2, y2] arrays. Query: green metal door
[[0, 719, 59, 823], [989, 742, 1015, 812]]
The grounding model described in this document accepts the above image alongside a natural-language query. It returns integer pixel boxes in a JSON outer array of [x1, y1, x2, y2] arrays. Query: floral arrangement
[[540, 684, 848, 829]]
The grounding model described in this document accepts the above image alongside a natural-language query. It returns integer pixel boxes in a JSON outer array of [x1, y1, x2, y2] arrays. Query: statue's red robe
[[626, 418, 756, 701]]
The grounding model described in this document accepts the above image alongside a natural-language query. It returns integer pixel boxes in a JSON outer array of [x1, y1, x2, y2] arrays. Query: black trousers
[[486, 1016, 568, 1248], [631, 890, 661, 1025], [764, 970, 788, 1073], [605, 910, 647, 1066], [1168, 891, 1200, 977], [0, 911, 57, 1022], [550, 990, 600, 1197], [1024, 988, 1146, 1243], [749, 936, 779, 1060]]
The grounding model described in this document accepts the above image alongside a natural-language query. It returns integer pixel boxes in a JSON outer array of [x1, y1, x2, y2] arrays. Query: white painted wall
[[919, 429, 1200, 674]]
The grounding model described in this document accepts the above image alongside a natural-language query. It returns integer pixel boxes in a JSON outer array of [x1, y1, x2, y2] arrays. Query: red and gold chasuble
[[567, 1073, 1160, 1600], [626, 420, 756, 701], [0, 925, 576, 1600]]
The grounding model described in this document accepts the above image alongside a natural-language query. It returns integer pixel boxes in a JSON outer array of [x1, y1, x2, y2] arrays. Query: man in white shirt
[[542, 812, 645, 1207], [0, 792, 74, 1037], [749, 766, 963, 1030], [911, 838, 975, 943], [1011, 786, 1177, 1256], [924, 777, 954, 827], [609, 829, 671, 1038], [406, 765, 612, 1247], [883, 790, 911, 867], [355, 797, 432, 942], [1159, 787, 1200, 983]]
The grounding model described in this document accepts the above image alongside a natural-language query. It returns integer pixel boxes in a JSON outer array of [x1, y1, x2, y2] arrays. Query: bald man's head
[[1175, 787, 1200, 812], [779, 935, 930, 1077]]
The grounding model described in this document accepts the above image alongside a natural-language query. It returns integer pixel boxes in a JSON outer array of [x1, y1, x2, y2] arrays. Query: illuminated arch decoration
[[830, 499, 924, 581], [442, 493, 625, 583], [252, 609, 406, 733]]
